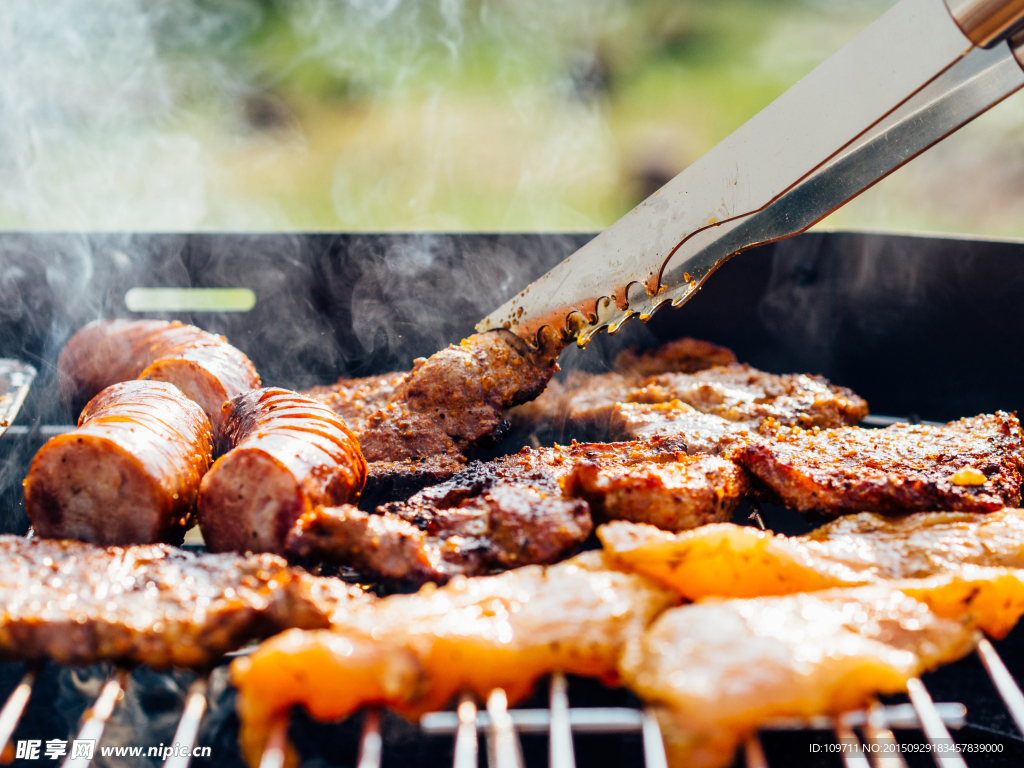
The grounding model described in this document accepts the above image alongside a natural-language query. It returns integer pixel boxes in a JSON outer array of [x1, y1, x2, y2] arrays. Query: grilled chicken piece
[[24, 381, 213, 545], [599, 508, 1024, 601], [0, 535, 370, 669], [231, 550, 678, 768], [287, 440, 744, 583], [58, 319, 260, 433], [305, 329, 562, 501], [622, 582, 984, 768], [736, 412, 1024, 517], [198, 389, 367, 555]]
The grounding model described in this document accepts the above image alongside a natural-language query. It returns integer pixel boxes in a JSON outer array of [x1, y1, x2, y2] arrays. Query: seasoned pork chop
[[0, 535, 369, 668], [735, 412, 1024, 516], [232, 550, 678, 768], [287, 440, 746, 583]]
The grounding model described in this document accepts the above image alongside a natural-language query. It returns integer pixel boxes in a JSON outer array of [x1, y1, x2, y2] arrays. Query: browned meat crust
[[198, 389, 366, 555], [360, 454, 469, 510], [288, 438, 744, 583], [564, 456, 747, 532], [287, 486, 592, 586], [24, 381, 213, 545], [0, 535, 369, 668], [303, 330, 562, 500], [613, 337, 737, 377], [734, 412, 1024, 517], [58, 319, 260, 433]]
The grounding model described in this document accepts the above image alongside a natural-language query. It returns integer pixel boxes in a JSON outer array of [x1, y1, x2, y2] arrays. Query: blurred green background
[[3, 0, 1024, 235]]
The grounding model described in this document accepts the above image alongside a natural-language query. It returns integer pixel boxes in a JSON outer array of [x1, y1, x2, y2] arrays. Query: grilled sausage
[[58, 319, 260, 433], [24, 380, 213, 545], [198, 388, 367, 555]]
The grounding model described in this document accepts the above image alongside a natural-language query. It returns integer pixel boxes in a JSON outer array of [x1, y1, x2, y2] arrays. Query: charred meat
[[735, 412, 1024, 516], [0, 535, 370, 669], [287, 440, 745, 584]]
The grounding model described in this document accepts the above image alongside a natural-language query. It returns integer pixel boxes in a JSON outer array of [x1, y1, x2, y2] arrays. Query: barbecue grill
[[1, 230, 1024, 768]]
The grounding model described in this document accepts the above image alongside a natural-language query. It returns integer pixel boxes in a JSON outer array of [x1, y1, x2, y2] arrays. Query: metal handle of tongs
[[478, 0, 1024, 348]]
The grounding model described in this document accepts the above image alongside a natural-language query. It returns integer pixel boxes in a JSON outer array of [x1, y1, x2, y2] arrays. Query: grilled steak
[[599, 507, 1024, 600], [24, 381, 213, 546], [198, 388, 367, 555], [735, 412, 1024, 516], [304, 329, 562, 502], [510, 337, 866, 449], [232, 550, 678, 768], [287, 439, 744, 583], [58, 319, 260, 433], [0, 535, 370, 669], [622, 581, 987, 768]]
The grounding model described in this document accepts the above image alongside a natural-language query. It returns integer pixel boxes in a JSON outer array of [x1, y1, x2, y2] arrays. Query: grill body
[[1, 230, 1024, 767]]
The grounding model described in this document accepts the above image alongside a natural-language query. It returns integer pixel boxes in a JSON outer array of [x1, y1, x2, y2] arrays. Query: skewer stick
[[258, 718, 289, 768], [356, 709, 382, 768], [640, 709, 668, 768], [834, 715, 870, 768], [0, 667, 35, 758], [976, 638, 1024, 737], [486, 689, 524, 768], [863, 701, 908, 768], [743, 736, 768, 768], [62, 669, 128, 768], [163, 678, 208, 768], [453, 693, 478, 768], [905, 678, 968, 768], [548, 673, 575, 768]]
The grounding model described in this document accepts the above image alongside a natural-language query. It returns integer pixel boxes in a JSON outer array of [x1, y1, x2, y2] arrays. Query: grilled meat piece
[[613, 337, 738, 377], [622, 581, 989, 768], [58, 319, 260, 433], [0, 535, 370, 669], [24, 381, 213, 545], [599, 507, 1024, 601], [232, 550, 678, 768], [564, 456, 747, 532], [287, 487, 592, 584], [304, 330, 562, 500], [288, 439, 743, 583], [360, 454, 469, 510], [198, 389, 366, 555], [736, 412, 1024, 516]]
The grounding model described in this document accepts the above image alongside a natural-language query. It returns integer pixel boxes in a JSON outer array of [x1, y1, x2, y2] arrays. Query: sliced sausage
[[198, 388, 367, 555], [58, 319, 260, 433], [24, 380, 213, 545]]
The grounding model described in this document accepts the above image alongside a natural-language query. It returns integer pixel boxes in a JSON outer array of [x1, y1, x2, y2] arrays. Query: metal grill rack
[[0, 647, 1021, 768]]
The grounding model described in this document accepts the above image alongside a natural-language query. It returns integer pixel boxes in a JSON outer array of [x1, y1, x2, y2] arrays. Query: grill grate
[[0, 649, 1013, 768]]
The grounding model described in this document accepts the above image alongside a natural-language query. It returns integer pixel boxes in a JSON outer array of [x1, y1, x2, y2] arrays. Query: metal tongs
[[478, 0, 1024, 347]]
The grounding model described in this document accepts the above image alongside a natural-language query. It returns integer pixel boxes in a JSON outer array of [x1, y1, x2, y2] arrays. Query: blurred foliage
[[2, 0, 1024, 235]]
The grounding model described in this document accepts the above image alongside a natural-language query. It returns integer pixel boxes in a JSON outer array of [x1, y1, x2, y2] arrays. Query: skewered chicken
[[622, 576, 1021, 768], [0, 535, 370, 669], [57, 319, 260, 433], [230, 550, 678, 768], [198, 388, 366, 555], [735, 412, 1024, 516], [599, 508, 1024, 600], [24, 381, 213, 545]]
